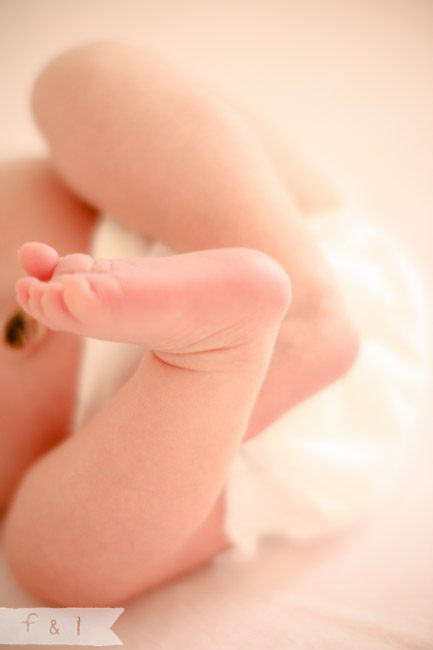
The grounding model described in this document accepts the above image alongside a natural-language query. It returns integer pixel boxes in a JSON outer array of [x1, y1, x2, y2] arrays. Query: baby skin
[[1, 43, 358, 606]]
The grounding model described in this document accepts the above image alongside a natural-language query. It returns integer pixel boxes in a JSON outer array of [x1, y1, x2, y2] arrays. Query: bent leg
[[0, 159, 94, 510], [31, 42, 359, 437], [4, 245, 290, 606]]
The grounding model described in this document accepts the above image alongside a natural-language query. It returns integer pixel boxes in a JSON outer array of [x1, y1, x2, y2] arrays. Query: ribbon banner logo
[[0, 608, 124, 645]]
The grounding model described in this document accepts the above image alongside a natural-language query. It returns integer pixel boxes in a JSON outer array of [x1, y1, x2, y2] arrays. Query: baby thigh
[[3, 353, 271, 605], [0, 158, 94, 511]]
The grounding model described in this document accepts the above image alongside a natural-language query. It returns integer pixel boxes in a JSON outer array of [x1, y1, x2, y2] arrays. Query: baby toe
[[61, 275, 98, 323], [27, 282, 48, 325], [59, 273, 123, 338], [18, 242, 59, 281], [52, 253, 95, 278], [40, 282, 82, 331], [15, 277, 36, 309], [91, 259, 112, 273]]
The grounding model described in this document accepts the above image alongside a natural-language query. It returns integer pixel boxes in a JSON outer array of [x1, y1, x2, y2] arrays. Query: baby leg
[[4, 244, 290, 605], [31, 43, 359, 437], [0, 159, 94, 510]]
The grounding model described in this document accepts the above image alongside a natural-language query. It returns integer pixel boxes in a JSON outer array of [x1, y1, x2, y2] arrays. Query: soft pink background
[[1, 1, 432, 648]]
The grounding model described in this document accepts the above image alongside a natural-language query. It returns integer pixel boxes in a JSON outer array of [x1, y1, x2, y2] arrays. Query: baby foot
[[16, 242, 291, 370]]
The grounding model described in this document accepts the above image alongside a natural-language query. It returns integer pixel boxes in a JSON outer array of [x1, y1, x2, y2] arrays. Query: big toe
[[18, 242, 59, 281]]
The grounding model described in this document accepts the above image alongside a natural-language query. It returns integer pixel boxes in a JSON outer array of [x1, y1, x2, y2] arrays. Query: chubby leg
[[31, 42, 359, 438], [4, 244, 290, 605], [0, 159, 94, 511]]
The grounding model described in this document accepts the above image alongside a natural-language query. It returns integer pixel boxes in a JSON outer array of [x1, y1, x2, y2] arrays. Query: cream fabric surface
[[224, 206, 428, 554], [73, 206, 428, 556]]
